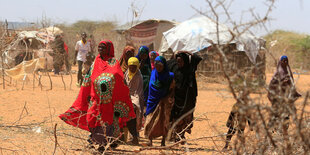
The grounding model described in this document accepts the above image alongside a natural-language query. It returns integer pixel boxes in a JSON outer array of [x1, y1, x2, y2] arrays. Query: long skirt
[[144, 95, 174, 140]]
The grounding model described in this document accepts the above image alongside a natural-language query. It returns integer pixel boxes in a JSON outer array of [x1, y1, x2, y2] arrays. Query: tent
[[158, 16, 264, 64], [115, 19, 178, 52]]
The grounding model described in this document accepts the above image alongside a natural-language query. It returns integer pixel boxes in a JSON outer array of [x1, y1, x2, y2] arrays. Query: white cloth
[[75, 40, 91, 62], [160, 16, 264, 63]]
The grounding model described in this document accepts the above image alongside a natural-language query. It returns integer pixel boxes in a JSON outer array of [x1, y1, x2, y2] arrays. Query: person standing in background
[[119, 45, 135, 73], [149, 51, 159, 70], [135, 46, 152, 105], [74, 32, 91, 86], [63, 38, 71, 74], [51, 34, 66, 75]]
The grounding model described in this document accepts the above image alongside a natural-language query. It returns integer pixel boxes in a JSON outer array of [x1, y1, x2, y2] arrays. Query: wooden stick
[[47, 71, 52, 90], [1, 56, 5, 89], [256, 105, 277, 148], [21, 74, 26, 90], [12, 101, 28, 125], [60, 74, 66, 90], [38, 75, 43, 91], [69, 72, 72, 90], [53, 123, 58, 155], [32, 73, 35, 90]]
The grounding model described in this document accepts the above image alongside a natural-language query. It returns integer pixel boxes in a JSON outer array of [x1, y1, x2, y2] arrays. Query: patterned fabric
[[94, 73, 115, 104], [108, 58, 117, 66], [59, 40, 136, 132], [81, 63, 94, 87], [114, 101, 130, 117]]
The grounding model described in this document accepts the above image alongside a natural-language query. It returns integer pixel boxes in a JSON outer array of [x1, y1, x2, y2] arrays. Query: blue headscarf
[[280, 55, 288, 61], [145, 56, 174, 116], [136, 46, 150, 63]]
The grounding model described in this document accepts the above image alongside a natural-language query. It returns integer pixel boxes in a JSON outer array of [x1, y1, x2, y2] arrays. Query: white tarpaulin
[[18, 31, 48, 44], [160, 16, 263, 63]]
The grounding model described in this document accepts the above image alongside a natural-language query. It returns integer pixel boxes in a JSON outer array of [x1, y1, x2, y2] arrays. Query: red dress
[[59, 40, 135, 137]]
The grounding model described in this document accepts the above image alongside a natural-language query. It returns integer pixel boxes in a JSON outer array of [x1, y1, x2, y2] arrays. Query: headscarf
[[145, 56, 174, 116], [127, 57, 140, 80], [59, 40, 135, 134], [136, 46, 150, 62], [273, 55, 294, 82], [174, 53, 191, 88], [98, 40, 115, 60], [149, 51, 159, 70], [119, 46, 135, 72]]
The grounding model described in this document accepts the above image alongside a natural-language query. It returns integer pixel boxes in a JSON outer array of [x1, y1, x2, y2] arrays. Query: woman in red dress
[[59, 40, 136, 153]]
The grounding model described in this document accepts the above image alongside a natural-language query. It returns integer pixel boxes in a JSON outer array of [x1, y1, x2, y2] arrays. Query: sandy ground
[[0, 66, 310, 154]]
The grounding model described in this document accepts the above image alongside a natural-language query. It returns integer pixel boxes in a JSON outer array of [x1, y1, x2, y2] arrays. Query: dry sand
[[0, 67, 309, 154]]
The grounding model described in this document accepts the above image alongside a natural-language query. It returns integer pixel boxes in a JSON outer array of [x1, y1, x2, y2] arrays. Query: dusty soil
[[0, 67, 309, 154]]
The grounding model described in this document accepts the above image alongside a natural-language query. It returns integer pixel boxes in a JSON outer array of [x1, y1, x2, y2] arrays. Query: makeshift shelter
[[159, 16, 266, 77], [1, 26, 63, 70], [115, 19, 177, 53]]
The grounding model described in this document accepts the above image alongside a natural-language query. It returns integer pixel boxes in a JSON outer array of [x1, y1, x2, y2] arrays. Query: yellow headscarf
[[128, 57, 140, 80]]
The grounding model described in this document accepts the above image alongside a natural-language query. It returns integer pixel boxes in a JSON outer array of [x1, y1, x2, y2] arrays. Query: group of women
[[59, 40, 202, 152], [58, 39, 300, 152]]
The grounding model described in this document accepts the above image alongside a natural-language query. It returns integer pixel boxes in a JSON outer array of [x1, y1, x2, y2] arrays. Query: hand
[[168, 97, 174, 103], [177, 51, 192, 55]]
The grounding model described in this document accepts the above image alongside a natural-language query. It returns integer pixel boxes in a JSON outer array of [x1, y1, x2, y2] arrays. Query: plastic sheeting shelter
[[159, 16, 264, 64]]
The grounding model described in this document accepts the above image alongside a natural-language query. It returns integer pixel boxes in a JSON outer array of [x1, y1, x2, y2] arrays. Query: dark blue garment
[[145, 56, 174, 116], [135, 46, 152, 104]]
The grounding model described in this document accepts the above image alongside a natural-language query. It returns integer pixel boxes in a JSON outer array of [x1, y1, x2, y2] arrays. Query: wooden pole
[[1, 55, 5, 89], [33, 73, 35, 90], [60, 73, 66, 90]]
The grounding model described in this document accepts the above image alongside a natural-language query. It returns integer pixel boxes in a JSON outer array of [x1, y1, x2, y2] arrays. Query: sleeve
[[75, 41, 79, 51], [191, 53, 203, 70], [137, 73, 144, 110]]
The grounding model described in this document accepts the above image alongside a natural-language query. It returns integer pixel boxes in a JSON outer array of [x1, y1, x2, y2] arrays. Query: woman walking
[[59, 40, 136, 153], [144, 56, 175, 146]]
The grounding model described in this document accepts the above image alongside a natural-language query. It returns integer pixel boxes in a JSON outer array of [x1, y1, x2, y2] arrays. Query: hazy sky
[[0, 0, 309, 35]]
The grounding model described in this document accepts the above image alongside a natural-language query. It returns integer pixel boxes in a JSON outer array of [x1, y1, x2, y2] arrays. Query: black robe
[[168, 53, 202, 121]]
